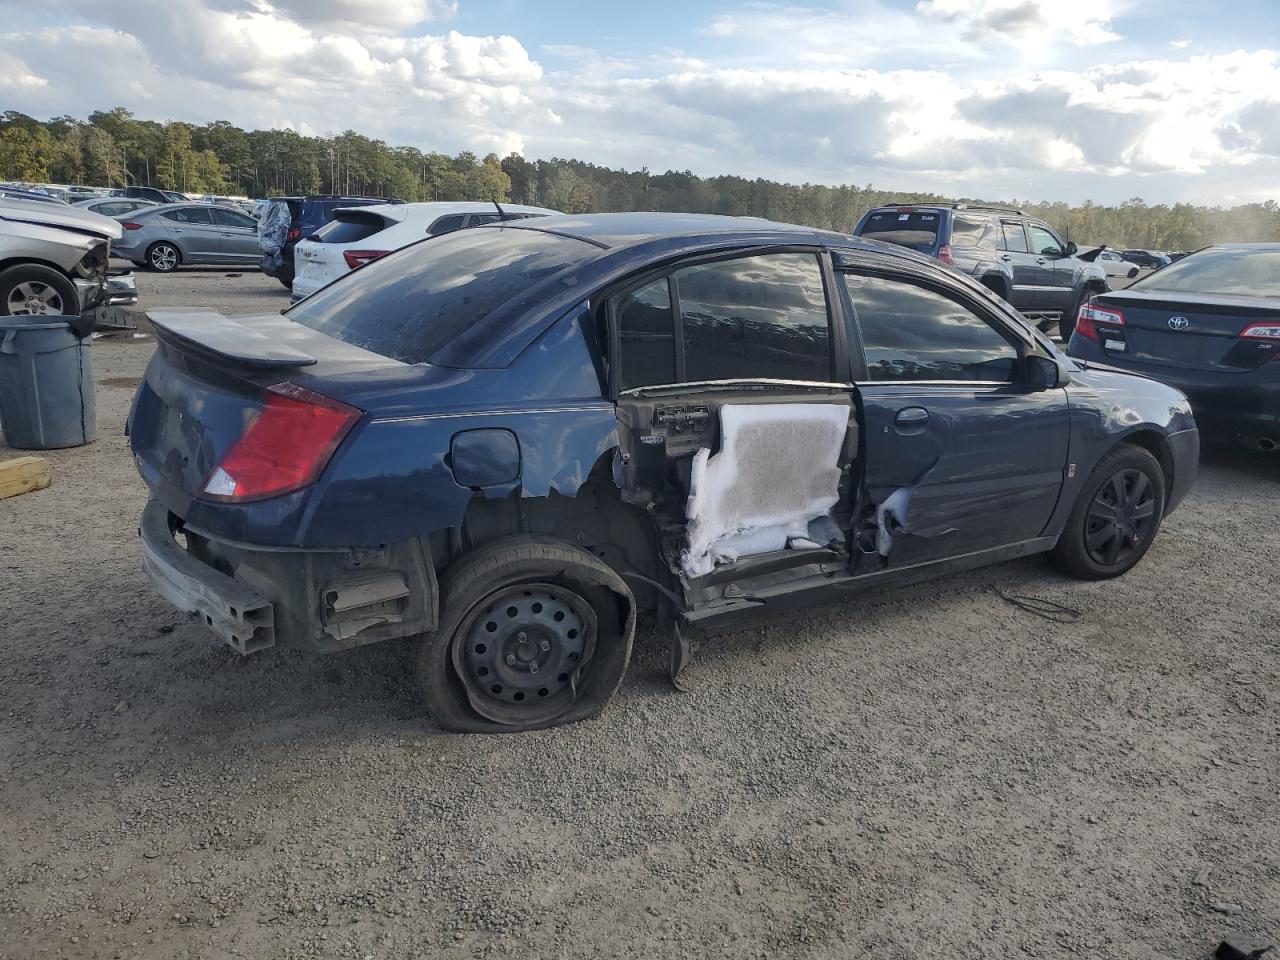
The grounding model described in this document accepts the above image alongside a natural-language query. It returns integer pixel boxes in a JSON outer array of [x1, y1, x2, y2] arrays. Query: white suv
[[290, 201, 561, 302]]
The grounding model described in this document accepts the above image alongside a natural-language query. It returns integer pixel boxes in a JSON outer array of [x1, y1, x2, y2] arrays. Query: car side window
[[1001, 221, 1029, 253], [465, 213, 501, 227], [162, 207, 213, 224], [617, 278, 677, 390], [1028, 225, 1063, 257], [96, 202, 128, 216], [843, 273, 1020, 383], [428, 214, 467, 236], [212, 208, 255, 228], [675, 252, 832, 383], [950, 214, 992, 247]]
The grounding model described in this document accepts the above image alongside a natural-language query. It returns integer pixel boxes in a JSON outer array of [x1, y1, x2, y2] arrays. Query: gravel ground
[[1, 267, 1277, 960]]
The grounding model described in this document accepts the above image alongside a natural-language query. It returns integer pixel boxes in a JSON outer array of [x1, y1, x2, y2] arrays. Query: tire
[[0, 264, 79, 317], [1051, 444, 1165, 580], [1127, 267, 1139, 279], [277, 275, 292, 290], [415, 536, 636, 733], [145, 242, 181, 273]]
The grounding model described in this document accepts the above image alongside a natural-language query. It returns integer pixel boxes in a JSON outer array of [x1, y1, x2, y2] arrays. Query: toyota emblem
[[1168, 316, 1190, 330]]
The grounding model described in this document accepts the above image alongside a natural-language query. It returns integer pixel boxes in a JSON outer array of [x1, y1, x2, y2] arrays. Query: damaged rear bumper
[[138, 499, 439, 654], [141, 499, 276, 653]]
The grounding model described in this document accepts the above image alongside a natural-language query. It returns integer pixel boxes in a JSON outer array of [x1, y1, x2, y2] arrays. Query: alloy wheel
[[1084, 468, 1157, 567], [6, 280, 64, 316], [150, 244, 179, 271]]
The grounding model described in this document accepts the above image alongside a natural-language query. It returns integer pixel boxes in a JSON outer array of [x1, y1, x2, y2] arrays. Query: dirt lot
[[1, 267, 1277, 960]]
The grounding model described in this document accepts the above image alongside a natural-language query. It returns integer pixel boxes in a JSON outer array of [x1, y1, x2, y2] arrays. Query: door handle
[[1000, 254, 1012, 261], [893, 406, 930, 433], [1036, 258, 1047, 265]]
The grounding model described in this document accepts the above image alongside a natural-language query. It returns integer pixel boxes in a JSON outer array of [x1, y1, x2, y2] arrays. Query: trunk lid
[[1095, 290, 1280, 373], [129, 310, 404, 503], [294, 240, 348, 291]]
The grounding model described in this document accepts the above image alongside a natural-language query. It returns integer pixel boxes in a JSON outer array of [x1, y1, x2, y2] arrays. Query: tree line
[[1, 107, 1276, 252]]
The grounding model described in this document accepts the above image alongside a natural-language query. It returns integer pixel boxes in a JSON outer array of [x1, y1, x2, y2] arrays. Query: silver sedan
[[71, 197, 159, 218], [111, 203, 261, 272]]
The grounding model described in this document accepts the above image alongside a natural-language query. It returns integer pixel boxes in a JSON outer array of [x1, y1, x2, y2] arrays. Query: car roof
[[499, 211, 849, 250], [329, 201, 562, 224]]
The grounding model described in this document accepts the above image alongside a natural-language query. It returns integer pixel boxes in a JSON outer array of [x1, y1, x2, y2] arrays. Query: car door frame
[[997, 218, 1042, 310], [602, 242, 862, 602], [1025, 220, 1075, 311], [161, 206, 220, 261], [831, 248, 1072, 570], [210, 206, 261, 261]]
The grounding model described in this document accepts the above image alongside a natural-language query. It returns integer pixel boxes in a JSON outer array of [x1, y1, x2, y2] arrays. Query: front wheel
[[146, 242, 181, 273], [415, 537, 635, 733], [1051, 445, 1165, 580], [0, 264, 78, 316], [1127, 267, 1139, 279]]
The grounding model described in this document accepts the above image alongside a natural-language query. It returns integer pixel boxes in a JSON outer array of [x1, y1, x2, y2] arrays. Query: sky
[[1, 0, 1278, 205]]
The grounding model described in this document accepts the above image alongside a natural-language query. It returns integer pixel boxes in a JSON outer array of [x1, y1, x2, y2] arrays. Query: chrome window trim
[[619, 377, 853, 397]]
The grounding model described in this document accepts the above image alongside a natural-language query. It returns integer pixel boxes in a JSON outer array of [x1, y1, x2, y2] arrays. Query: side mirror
[[1065, 240, 1078, 257], [1025, 355, 1069, 390]]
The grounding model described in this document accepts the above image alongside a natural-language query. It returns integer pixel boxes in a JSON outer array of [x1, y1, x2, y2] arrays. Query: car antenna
[[492, 199, 510, 221]]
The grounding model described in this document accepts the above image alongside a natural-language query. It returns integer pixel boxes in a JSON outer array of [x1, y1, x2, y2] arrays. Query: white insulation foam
[[681, 403, 849, 578]]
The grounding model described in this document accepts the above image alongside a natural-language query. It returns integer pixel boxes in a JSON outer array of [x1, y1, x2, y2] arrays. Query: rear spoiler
[[147, 308, 317, 368]]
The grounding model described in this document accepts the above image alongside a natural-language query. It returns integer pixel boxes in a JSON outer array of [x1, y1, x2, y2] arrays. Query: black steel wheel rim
[[1084, 467, 1156, 567], [453, 582, 597, 724]]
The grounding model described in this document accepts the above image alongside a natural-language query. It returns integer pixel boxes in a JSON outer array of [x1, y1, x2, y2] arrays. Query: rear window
[[1134, 248, 1280, 298], [312, 212, 390, 244], [288, 226, 595, 365], [858, 210, 942, 249]]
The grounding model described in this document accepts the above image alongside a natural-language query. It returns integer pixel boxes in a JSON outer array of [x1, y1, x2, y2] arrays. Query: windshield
[[1134, 247, 1280, 298], [858, 210, 942, 250], [288, 226, 596, 365]]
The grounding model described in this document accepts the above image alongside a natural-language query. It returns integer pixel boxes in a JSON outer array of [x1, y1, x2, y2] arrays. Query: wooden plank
[[0, 456, 51, 500]]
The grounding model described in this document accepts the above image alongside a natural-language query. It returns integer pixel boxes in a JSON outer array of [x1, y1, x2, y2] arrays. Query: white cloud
[[0, 1, 1275, 204], [916, 0, 1123, 46]]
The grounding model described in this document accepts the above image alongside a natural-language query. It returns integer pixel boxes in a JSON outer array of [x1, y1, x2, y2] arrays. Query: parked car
[[1081, 247, 1141, 279], [111, 202, 261, 272], [853, 203, 1105, 340], [290, 201, 560, 301], [72, 197, 159, 218], [0, 186, 68, 205], [110, 186, 188, 204], [0, 197, 137, 327], [131, 212, 1198, 732], [1121, 249, 1171, 270], [1068, 243, 1280, 451], [258, 195, 396, 289]]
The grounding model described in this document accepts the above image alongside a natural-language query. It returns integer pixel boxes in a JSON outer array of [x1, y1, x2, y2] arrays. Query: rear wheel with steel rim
[[146, 242, 181, 272], [0, 264, 78, 317], [1051, 444, 1165, 580], [416, 537, 636, 732]]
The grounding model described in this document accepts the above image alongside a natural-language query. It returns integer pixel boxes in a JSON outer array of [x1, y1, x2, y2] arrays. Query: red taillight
[[121, 221, 142, 230], [1240, 322, 1280, 341], [896, 206, 915, 212], [343, 249, 389, 270], [286, 226, 302, 242], [937, 243, 954, 265], [201, 384, 360, 502], [1075, 302, 1125, 343]]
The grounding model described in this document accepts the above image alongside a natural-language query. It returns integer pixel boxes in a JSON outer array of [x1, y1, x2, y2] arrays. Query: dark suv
[[259, 195, 395, 288], [854, 203, 1106, 339]]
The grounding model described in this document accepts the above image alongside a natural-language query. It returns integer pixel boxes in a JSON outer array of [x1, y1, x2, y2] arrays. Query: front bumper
[[1165, 427, 1199, 514], [75, 271, 138, 331], [140, 499, 276, 654]]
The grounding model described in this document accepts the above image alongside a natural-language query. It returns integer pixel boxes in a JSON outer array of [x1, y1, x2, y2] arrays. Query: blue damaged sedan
[[129, 213, 1199, 733]]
